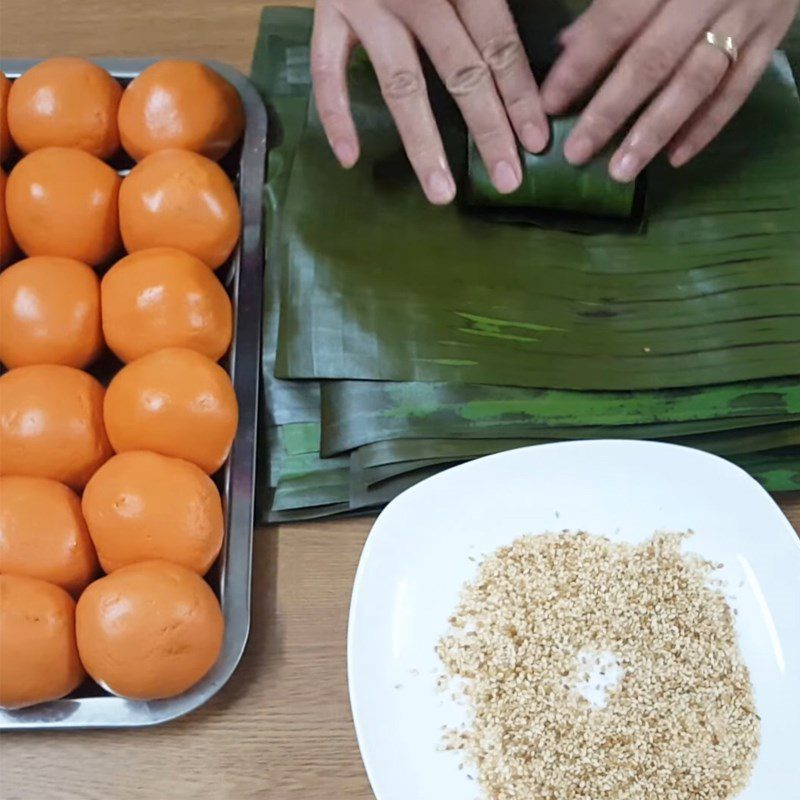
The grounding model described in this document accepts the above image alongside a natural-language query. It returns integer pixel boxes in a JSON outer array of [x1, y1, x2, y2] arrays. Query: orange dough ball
[[0, 168, 17, 267], [7, 58, 121, 158], [0, 256, 102, 369], [76, 560, 224, 700], [0, 365, 113, 490], [0, 73, 13, 163], [0, 574, 85, 709], [103, 348, 238, 474], [118, 149, 240, 269], [82, 451, 224, 575], [0, 476, 99, 595], [5, 147, 121, 267], [101, 248, 232, 363], [118, 60, 243, 162]]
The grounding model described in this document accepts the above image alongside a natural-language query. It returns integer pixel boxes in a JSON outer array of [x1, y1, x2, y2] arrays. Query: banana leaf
[[465, 115, 646, 224], [349, 447, 800, 508], [328, 413, 798, 457], [356, 422, 800, 477], [252, 8, 341, 521], [275, 35, 800, 390], [349, 463, 449, 510], [268, 503, 351, 523], [266, 422, 324, 487], [357, 437, 541, 469], [320, 377, 800, 454], [267, 414, 800, 513], [259, 420, 351, 518], [252, 7, 319, 430], [352, 425, 800, 492], [729, 449, 800, 492], [271, 454, 351, 512], [252, 7, 800, 521], [356, 455, 469, 487]]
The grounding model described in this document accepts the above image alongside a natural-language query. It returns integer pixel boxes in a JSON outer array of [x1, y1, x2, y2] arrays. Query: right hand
[[311, 0, 550, 204]]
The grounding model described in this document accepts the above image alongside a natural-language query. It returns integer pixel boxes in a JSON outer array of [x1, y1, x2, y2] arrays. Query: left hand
[[540, 0, 800, 182]]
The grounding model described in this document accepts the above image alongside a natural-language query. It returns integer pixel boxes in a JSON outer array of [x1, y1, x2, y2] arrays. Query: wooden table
[[1, 3, 798, 798]]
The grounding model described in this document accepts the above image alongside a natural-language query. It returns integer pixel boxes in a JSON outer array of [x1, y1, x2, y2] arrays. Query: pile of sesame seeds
[[437, 531, 760, 800]]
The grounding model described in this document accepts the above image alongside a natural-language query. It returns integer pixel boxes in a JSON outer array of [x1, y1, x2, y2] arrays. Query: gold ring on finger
[[704, 31, 739, 64]]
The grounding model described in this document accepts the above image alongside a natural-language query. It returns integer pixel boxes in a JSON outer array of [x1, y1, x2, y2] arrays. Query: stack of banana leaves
[[250, 3, 800, 523]]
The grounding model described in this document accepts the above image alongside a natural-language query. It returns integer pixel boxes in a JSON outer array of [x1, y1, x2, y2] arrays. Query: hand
[[311, 0, 550, 204], [541, 0, 800, 182]]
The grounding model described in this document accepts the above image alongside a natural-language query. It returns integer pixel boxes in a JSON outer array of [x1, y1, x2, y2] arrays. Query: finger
[[347, 8, 456, 204], [453, 0, 549, 153], [396, 0, 522, 193], [541, 0, 663, 115], [311, 4, 360, 168], [668, 24, 786, 167], [609, 7, 752, 182], [563, 0, 730, 166]]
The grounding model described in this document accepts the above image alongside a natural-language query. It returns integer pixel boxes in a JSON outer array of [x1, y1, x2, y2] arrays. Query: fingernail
[[492, 160, 521, 194], [610, 151, 641, 183], [333, 139, 358, 168], [564, 134, 593, 165], [426, 169, 456, 204], [522, 122, 549, 153], [670, 146, 692, 168]]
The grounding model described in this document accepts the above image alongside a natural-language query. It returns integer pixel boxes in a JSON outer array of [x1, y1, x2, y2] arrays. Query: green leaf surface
[[320, 379, 800, 454], [354, 423, 800, 485], [356, 448, 800, 505], [465, 115, 644, 223], [252, 6, 800, 522], [252, 8, 331, 521], [275, 44, 800, 390]]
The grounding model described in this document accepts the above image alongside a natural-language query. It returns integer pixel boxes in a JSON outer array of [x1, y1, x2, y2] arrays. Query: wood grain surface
[[1, 520, 376, 800], [0, 3, 798, 799]]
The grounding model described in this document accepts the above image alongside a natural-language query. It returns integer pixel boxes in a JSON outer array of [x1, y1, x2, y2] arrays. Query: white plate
[[348, 440, 800, 800]]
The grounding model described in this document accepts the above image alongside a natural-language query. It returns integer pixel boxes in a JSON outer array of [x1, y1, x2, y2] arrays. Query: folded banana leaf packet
[[251, 5, 800, 522], [464, 116, 648, 229]]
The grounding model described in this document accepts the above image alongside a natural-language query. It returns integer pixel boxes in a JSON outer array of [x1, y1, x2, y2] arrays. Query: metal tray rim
[[0, 57, 266, 730]]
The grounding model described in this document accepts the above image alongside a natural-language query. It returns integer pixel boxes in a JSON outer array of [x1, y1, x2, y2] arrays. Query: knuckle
[[635, 125, 668, 154], [506, 94, 533, 116], [310, 61, 332, 82], [310, 50, 336, 81], [591, 0, 633, 48], [550, 52, 596, 96], [381, 68, 425, 101], [310, 55, 337, 86], [627, 43, 676, 86], [482, 35, 525, 76], [472, 125, 511, 151], [445, 61, 491, 97], [391, 0, 417, 18], [405, 141, 442, 170], [581, 106, 621, 142], [317, 106, 347, 129]]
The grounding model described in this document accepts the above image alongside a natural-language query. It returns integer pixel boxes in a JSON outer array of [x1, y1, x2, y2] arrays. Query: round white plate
[[348, 440, 800, 800]]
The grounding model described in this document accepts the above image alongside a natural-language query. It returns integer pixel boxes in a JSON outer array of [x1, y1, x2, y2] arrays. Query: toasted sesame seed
[[437, 531, 759, 799]]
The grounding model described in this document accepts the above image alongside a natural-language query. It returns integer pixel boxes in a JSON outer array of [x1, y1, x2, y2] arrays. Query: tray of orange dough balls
[[0, 56, 266, 729]]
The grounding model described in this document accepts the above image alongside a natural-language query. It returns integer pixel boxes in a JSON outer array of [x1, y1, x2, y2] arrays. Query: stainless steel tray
[[0, 58, 266, 729]]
